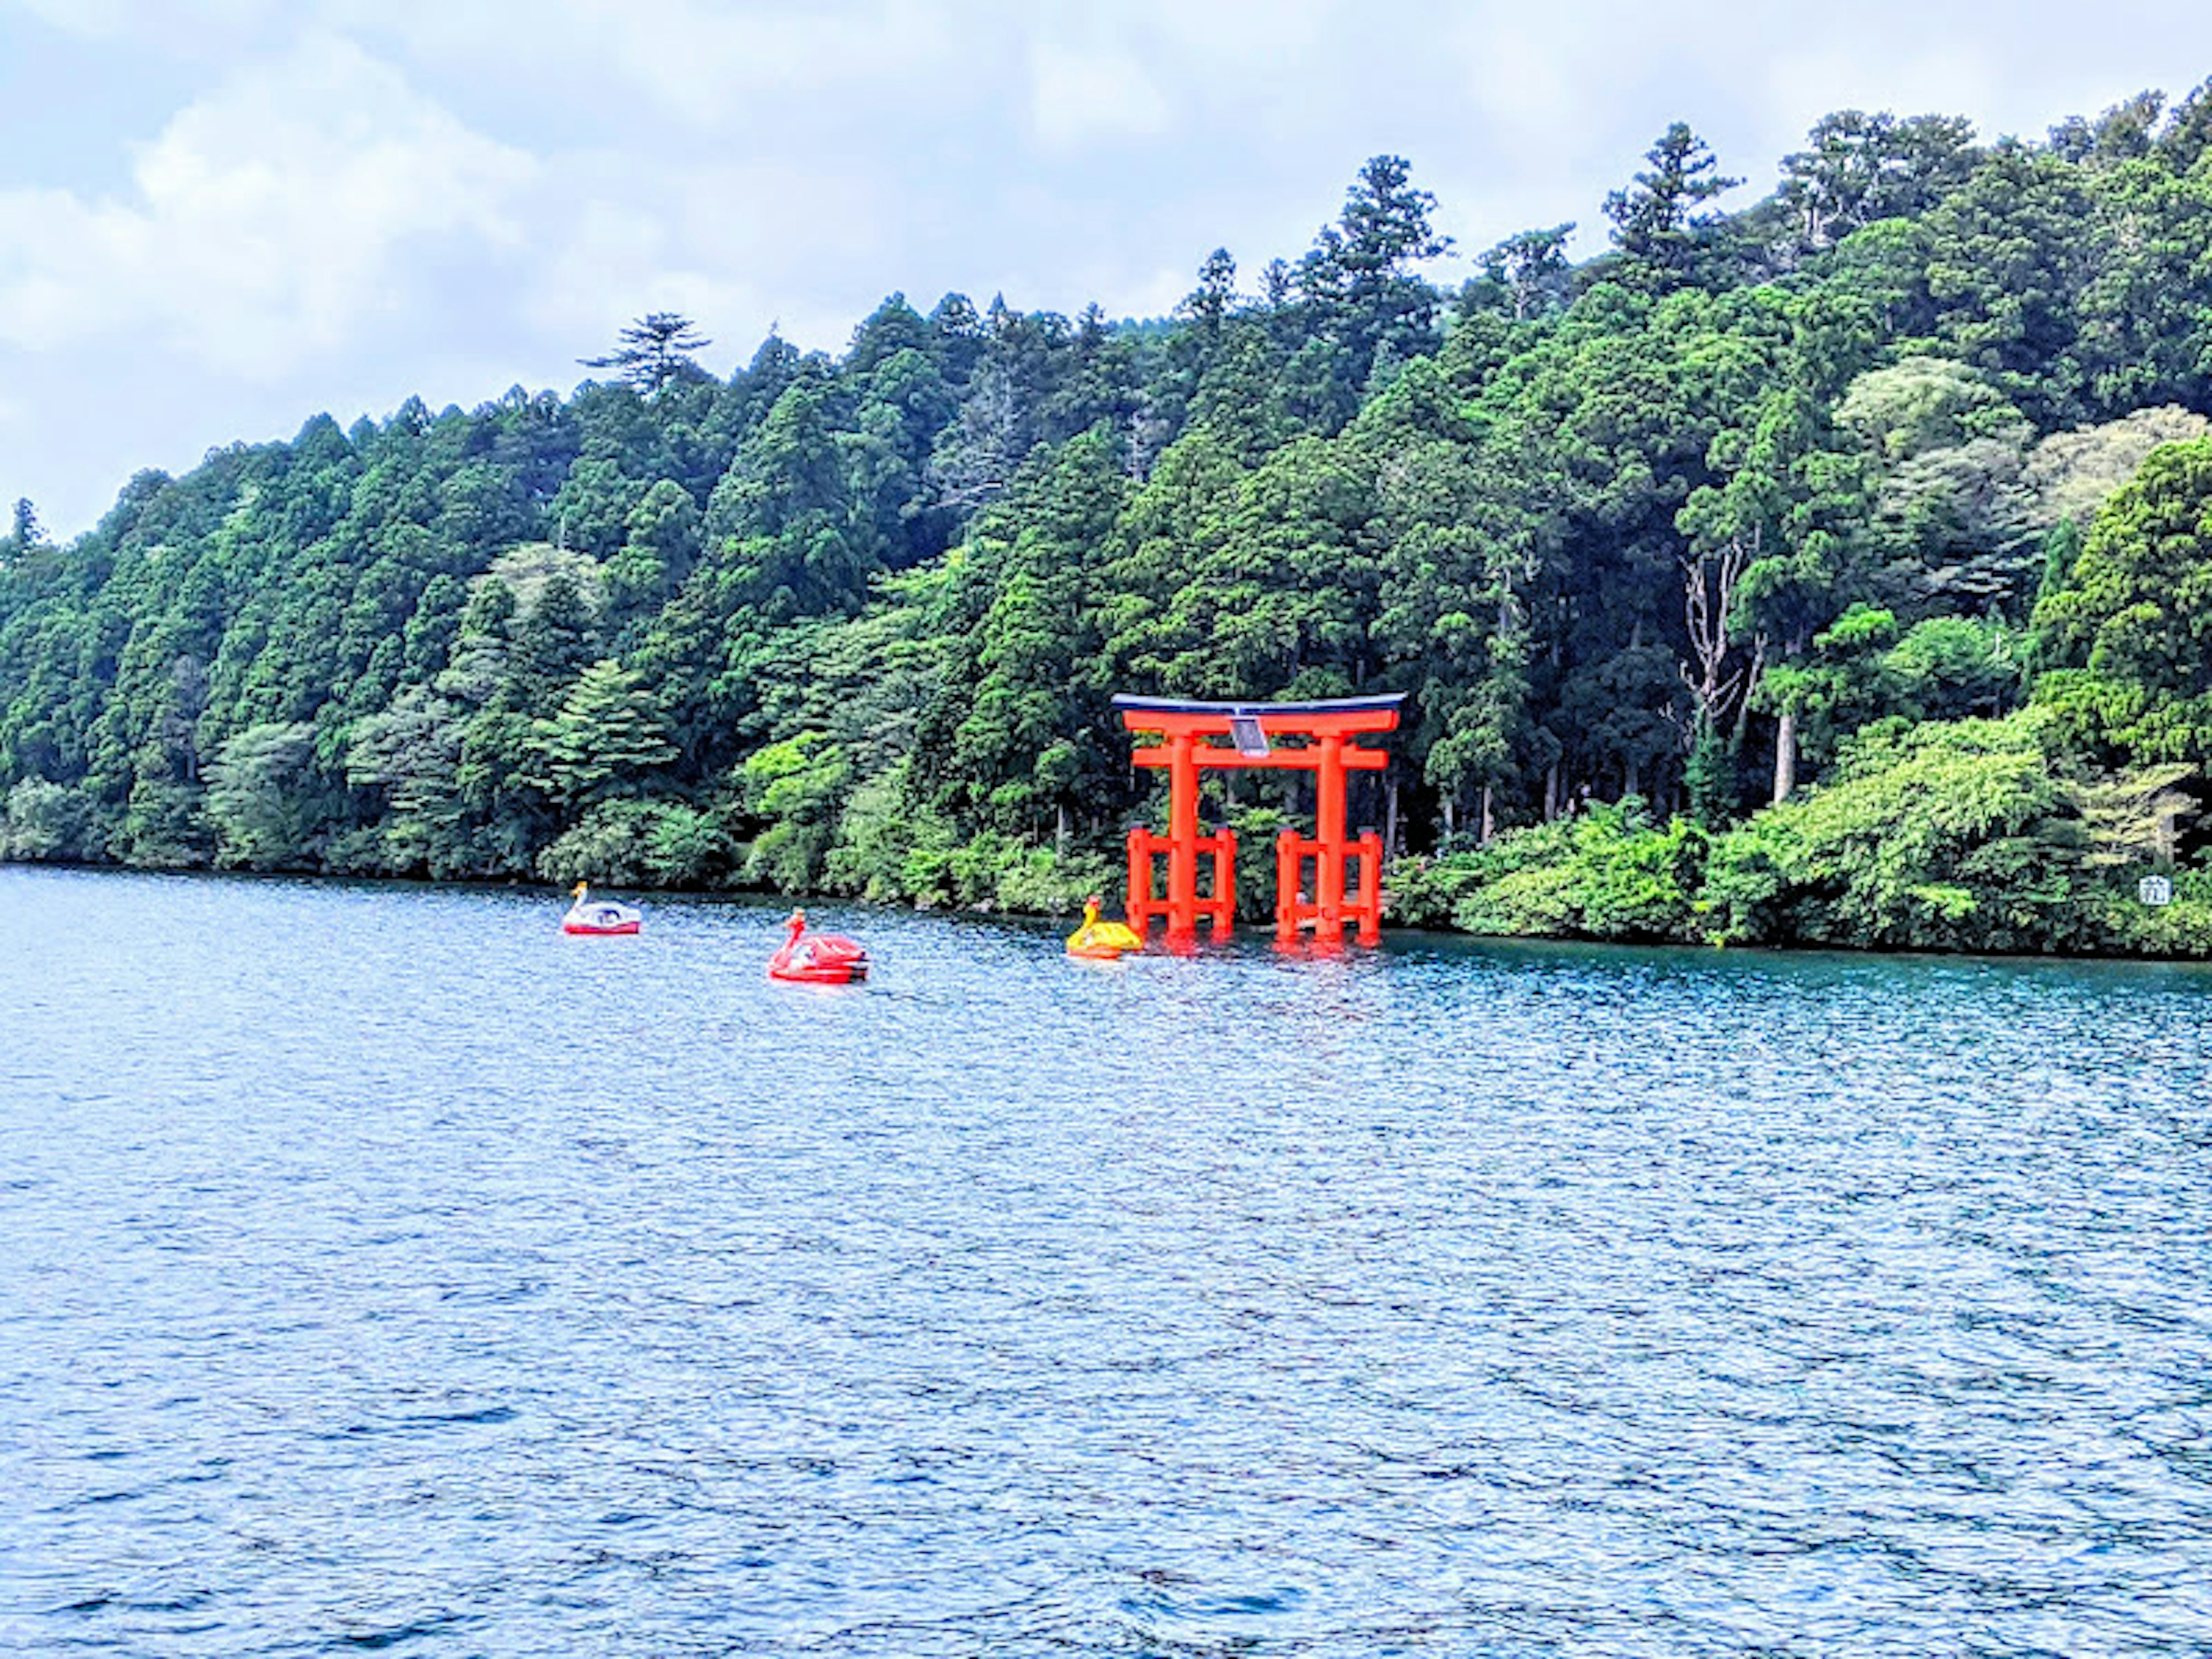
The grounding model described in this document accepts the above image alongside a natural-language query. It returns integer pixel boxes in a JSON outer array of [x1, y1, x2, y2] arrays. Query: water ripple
[[3, 867, 2211, 1654]]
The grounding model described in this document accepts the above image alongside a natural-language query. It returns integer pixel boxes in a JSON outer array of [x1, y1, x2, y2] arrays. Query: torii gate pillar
[[1125, 727, 1237, 946]]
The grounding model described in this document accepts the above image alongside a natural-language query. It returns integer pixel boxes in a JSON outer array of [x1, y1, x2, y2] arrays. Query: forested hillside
[[7, 89, 2212, 953]]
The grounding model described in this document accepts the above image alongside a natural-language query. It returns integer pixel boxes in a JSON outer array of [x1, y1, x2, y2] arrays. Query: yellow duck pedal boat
[[1066, 896, 1143, 960]]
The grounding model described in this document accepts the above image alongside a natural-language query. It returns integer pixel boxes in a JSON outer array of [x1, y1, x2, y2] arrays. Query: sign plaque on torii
[[1113, 694, 1406, 948]]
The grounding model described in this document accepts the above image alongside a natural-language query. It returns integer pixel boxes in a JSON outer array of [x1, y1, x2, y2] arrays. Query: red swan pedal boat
[[768, 909, 868, 983]]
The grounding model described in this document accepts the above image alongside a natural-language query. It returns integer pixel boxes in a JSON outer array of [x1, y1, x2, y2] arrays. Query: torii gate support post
[[1168, 732, 1198, 942], [1125, 729, 1236, 946], [1272, 831, 1385, 947], [1317, 733, 1344, 935], [1126, 827, 1154, 931]]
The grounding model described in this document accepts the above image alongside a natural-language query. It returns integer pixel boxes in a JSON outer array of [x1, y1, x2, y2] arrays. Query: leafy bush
[[1222, 804, 1297, 924], [2103, 864, 2212, 957], [990, 844, 1117, 916], [2, 777, 90, 861], [1384, 798, 1705, 941], [823, 770, 964, 904], [819, 771, 1107, 914], [536, 798, 732, 888], [2031, 435, 2212, 763], [112, 779, 210, 868], [733, 733, 850, 893], [1700, 710, 2100, 951], [1379, 851, 1481, 930], [204, 722, 320, 870]]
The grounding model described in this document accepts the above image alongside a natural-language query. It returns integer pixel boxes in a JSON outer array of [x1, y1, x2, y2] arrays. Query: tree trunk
[[1543, 757, 1561, 821], [1728, 636, 1766, 752], [1385, 778, 1400, 856], [1442, 796, 1456, 838], [1772, 707, 1797, 805], [1479, 785, 1495, 845], [1624, 756, 1641, 799], [1055, 801, 1069, 854]]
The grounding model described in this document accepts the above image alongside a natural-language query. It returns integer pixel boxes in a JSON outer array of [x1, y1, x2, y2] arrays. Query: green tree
[[3, 777, 89, 859], [604, 480, 702, 618], [737, 731, 850, 891], [1913, 143, 2100, 426], [703, 376, 873, 623], [1604, 123, 1743, 291], [1777, 111, 1978, 252], [204, 721, 320, 868], [1475, 224, 1575, 320], [344, 686, 470, 874], [2033, 435, 2212, 760], [1679, 382, 1872, 803], [923, 427, 1130, 840], [1295, 156, 1453, 418], [528, 657, 677, 807], [581, 312, 714, 395], [1834, 357, 2036, 613], [2016, 406, 2211, 534]]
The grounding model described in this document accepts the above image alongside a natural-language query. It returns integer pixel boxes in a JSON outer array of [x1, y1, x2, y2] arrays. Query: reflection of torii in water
[[1113, 694, 1403, 949]]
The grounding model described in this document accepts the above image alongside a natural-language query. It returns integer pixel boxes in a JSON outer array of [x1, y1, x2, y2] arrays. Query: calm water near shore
[[4, 863, 2211, 1656]]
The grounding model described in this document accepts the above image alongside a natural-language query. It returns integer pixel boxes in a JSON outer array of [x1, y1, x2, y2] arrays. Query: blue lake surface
[[3, 863, 2211, 1656]]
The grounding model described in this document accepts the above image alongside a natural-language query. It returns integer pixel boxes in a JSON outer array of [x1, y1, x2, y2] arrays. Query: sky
[[2, 1, 2210, 538]]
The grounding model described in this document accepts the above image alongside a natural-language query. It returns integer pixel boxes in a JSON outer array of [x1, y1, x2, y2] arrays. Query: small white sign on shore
[[2139, 874, 2174, 907]]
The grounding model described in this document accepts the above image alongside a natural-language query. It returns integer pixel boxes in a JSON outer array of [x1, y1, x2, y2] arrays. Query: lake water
[[4, 864, 2211, 1657]]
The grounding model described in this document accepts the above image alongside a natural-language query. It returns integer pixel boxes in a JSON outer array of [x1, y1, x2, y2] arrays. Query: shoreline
[[10, 854, 2210, 968]]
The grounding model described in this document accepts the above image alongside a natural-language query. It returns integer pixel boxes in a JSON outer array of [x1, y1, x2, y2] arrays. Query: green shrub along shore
[[7, 92, 2212, 957], [1390, 718, 2212, 956]]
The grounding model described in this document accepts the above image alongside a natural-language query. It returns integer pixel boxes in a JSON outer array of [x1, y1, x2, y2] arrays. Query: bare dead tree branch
[[1679, 526, 1758, 740]]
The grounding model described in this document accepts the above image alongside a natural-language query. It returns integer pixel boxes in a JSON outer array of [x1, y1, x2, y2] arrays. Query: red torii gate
[[1115, 694, 1405, 948]]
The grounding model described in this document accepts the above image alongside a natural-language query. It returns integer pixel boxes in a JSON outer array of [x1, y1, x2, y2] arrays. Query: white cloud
[[0, 35, 535, 378], [1105, 263, 1190, 324], [570, 0, 957, 123], [10, 0, 2212, 541], [315, 0, 963, 131], [1142, 0, 1339, 63], [516, 150, 896, 370], [1759, 42, 1998, 133], [9, 0, 963, 109], [520, 199, 796, 353], [9, 0, 130, 31], [6, 0, 285, 54], [673, 160, 892, 272], [1028, 38, 1174, 148], [1457, 18, 1586, 138]]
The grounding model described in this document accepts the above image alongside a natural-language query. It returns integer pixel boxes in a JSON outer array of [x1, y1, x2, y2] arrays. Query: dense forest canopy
[[7, 89, 2212, 954]]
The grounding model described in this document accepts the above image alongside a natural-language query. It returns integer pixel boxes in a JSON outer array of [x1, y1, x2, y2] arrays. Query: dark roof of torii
[[1109, 694, 1406, 718]]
